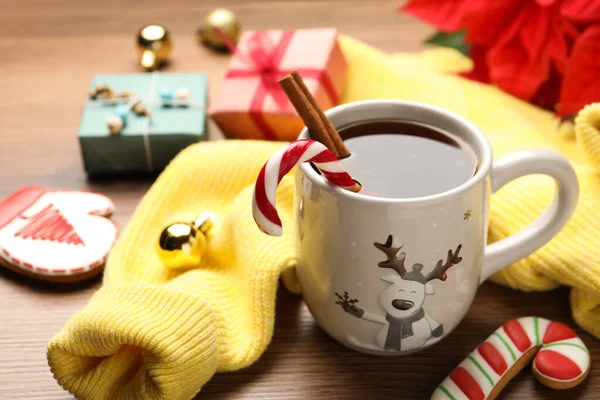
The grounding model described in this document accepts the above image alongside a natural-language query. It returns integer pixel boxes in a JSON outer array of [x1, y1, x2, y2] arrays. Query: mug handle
[[480, 150, 579, 283]]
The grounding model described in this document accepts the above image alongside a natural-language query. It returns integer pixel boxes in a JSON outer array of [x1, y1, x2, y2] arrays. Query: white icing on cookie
[[0, 187, 117, 277], [431, 317, 591, 400]]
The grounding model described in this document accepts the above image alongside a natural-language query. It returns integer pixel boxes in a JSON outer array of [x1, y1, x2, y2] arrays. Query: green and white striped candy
[[431, 317, 590, 400]]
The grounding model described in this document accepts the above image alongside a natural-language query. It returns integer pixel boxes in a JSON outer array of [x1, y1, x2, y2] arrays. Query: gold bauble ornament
[[156, 212, 215, 270], [197, 8, 241, 51], [136, 24, 172, 71]]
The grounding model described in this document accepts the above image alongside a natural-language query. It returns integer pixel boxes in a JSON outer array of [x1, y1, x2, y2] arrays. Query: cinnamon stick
[[278, 72, 351, 159], [279, 72, 360, 193], [290, 71, 351, 159], [278, 76, 336, 153]]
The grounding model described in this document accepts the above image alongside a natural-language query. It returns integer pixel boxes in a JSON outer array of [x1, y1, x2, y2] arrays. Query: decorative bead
[[156, 212, 216, 270], [175, 88, 190, 101], [160, 89, 175, 107], [107, 106, 129, 134], [106, 115, 123, 135], [133, 102, 151, 117], [118, 91, 135, 99], [100, 90, 116, 99], [160, 89, 174, 101], [96, 83, 111, 93], [132, 103, 143, 113], [115, 106, 129, 125], [89, 83, 112, 100]]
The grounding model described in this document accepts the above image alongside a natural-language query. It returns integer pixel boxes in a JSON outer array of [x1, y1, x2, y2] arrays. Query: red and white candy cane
[[431, 317, 591, 400], [252, 139, 360, 236]]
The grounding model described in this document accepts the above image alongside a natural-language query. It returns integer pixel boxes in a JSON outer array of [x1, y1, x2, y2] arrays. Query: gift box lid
[[79, 73, 208, 138], [78, 73, 208, 175]]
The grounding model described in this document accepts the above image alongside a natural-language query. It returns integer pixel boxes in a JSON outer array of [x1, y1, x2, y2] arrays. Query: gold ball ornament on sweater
[[136, 24, 172, 71], [196, 8, 240, 51], [156, 212, 215, 270]]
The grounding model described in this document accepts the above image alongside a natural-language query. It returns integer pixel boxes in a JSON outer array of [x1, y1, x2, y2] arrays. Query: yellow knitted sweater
[[48, 36, 600, 400]]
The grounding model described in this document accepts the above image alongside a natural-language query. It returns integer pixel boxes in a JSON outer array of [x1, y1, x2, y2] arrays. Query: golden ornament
[[197, 8, 241, 51], [156, 212, 215, 270], [136, 24, 172, 71]]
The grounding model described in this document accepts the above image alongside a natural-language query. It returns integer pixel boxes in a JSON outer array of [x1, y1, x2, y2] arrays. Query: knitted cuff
[[575, 102, 600, 171], [47, 284, 218, 400], [571, 288, 600, 338]]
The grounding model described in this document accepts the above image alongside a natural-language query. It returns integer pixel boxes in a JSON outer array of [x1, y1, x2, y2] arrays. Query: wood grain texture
[[0, 1, 597, 399]]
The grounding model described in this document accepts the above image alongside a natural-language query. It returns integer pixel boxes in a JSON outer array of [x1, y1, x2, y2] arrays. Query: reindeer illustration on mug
[[335, 235, 463, 353]]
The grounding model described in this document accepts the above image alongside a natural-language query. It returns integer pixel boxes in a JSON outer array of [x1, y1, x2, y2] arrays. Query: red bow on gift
[[216, 29, 338, 140]]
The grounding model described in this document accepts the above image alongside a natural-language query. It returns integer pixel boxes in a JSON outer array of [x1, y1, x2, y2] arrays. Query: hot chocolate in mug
[[295, 99, 579, 356]]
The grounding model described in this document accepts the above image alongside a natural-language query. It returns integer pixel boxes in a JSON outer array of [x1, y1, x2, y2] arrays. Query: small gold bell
[[136, 24, 172, 71], [197, 8, 241, 51], [156, 212, 215, 270]]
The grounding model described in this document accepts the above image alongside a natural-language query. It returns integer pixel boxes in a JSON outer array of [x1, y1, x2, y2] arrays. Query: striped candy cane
[[252, 139, 359, 236], [431, 317, 591, 400]]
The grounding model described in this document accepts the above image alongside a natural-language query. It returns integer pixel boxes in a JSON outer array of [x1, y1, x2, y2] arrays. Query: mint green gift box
[[79, 73, 207, 176]]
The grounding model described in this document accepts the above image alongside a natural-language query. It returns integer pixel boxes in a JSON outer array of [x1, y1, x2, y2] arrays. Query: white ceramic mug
[[295, 100, 579, 356]]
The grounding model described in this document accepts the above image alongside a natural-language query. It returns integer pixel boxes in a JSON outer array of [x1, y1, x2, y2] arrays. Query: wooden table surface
[[0, 1, 597, 399]]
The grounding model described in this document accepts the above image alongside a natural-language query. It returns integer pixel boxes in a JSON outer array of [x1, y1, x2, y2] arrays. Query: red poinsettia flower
[[560, 25, 600, 114], [402, 0, 600, 115]]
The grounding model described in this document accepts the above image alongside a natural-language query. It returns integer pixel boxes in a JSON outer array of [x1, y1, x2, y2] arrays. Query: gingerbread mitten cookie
[[0, 186, 117, 282]]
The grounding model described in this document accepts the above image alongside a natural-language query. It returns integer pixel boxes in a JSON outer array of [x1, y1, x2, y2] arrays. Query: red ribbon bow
[[217, 29, 339, 140]]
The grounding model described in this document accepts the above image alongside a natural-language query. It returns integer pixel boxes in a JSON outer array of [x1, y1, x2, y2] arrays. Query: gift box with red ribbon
[[210, 28, 347, 141]]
